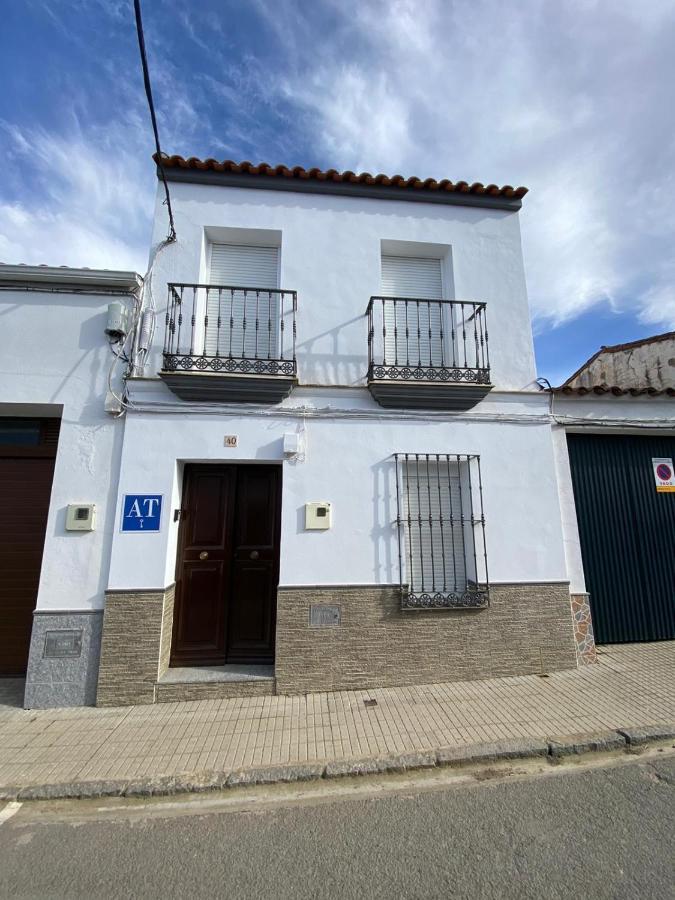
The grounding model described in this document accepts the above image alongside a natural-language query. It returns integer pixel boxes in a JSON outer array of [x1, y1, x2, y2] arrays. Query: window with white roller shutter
[[207, 243, 280, 359], [380, 255, 445, 366]]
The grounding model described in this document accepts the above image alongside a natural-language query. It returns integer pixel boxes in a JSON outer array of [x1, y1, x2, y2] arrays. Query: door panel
[[228, 563, 276, 659], [187, 471, 231, 547], [178, 562, 226, 646], [171, 464, 281, 667], [170, 467, 235, 665], [228, 466, 280, 662]]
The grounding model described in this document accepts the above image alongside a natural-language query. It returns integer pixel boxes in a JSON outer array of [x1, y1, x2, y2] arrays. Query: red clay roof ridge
[[154, 153, 528, 199]]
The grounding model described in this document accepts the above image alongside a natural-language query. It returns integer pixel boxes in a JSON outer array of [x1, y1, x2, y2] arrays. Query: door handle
[[199, 551, 209, 560], [249, 550, 259, 560]]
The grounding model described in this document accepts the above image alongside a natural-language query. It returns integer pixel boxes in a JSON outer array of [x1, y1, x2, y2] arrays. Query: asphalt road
[[0, 753, 673, 899]]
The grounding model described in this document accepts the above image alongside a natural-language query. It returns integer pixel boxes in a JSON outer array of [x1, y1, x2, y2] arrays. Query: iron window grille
[[394, 453, 489, 610], [163, 283, 297, 377]]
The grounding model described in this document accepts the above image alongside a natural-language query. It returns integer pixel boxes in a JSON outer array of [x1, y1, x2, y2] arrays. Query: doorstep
[[155, 665, 276, 703]]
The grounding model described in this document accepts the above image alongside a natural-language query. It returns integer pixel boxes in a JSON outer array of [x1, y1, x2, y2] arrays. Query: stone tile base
[[95, 580, 580, 706], [96, 585, 175, 707], [570, 592, 597, 665], [275, 582, 578, 694], [24, 611, 103, 708], [155, 678, 275, 704]]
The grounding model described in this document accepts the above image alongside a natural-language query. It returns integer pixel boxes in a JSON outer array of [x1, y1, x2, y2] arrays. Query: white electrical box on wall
[[66, 504, 96, 531], [283, 432, 300, 456], [305, 501, 332, 530]]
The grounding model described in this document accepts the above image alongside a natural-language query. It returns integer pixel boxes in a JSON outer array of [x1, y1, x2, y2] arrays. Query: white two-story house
[[2, 157, 594, 709], [91, 157, 582, 707]]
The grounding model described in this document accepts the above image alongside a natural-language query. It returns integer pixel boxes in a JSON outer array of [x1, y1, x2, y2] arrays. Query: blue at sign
[[121, 495, 163, 532]]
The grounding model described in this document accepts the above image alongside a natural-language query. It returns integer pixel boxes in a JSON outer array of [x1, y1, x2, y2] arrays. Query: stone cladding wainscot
[[275, 583, 578, 694], [96, 585, 175, 707], [570, 592, 597, 665]]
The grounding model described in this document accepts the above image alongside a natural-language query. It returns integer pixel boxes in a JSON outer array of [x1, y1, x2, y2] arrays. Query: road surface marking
[[0, 802, 22, 825]]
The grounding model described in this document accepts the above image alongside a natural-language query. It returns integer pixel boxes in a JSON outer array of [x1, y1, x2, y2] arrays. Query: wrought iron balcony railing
[[365, 297, 492, 410], [163, 283, 297, 377], [160, 283, 298, 403], [366, 296, 490, 381]]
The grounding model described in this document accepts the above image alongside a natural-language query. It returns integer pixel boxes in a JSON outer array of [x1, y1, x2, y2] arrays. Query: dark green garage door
[[567, 434, 675, 644]]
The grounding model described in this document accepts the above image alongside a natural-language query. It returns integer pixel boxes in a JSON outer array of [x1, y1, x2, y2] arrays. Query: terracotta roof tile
[[554, 385, 675, 397], [155, 153, 528, 200]]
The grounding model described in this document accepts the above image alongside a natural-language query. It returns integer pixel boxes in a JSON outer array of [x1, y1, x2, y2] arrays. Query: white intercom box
[[305, 501, 332, 530], [66, 504, 96, 531]]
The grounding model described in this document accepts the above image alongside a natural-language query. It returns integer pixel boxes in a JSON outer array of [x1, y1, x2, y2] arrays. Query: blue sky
[[2, 0, 674, 386]]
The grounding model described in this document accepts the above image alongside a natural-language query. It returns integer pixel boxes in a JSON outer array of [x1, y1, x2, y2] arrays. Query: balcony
[[366, 297, 492, 410], [160, 283, 298, 403]]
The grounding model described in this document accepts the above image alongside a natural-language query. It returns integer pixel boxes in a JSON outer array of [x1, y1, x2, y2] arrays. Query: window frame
[[393, 452, 489, 610]]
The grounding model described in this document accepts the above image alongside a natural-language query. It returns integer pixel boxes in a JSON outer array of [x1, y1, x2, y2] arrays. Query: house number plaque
[[223, 435, 238, 448]]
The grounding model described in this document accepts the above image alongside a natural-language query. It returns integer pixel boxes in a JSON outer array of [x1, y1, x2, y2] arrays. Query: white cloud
[[0, 119, 154, 272], [5, 0, 674, 335], [265, 0, 675, 329]]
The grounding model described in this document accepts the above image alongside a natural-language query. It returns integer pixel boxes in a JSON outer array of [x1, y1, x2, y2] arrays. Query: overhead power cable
[[133, 0, 177, 242]]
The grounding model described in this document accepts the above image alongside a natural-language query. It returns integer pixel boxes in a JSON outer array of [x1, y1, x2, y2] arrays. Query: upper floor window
[[381, 254, 443, 299], [380, 255, 445, 367], [207, 243, 280, 360]]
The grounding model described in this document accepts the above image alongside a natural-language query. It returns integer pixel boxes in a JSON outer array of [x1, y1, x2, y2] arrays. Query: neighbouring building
[[2, 157, 602, 709], [0, 264, 141, 706], [551, 333, 675, 653]]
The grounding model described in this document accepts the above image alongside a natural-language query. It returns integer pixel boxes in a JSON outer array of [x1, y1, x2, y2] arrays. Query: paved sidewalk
[[1, 643, 673, 792]]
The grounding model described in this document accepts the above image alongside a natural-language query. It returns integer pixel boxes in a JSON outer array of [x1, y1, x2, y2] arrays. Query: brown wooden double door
[[170, 464, 281, 666]]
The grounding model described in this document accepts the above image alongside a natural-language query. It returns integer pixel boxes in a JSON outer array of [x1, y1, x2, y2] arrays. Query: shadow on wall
[[295, 315, 367, 386], [48, 418, 125, 609], [255, 437, 284, 460], [42, 302, 128, 610], [371, 456, 399, 585]]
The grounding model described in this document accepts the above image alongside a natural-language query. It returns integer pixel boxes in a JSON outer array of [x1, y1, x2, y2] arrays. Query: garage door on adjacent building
[[0, 418, 60, 676], [567, 433, 675, 644]]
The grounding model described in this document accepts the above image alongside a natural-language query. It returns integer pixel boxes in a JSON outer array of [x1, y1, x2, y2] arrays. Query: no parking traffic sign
[[652, 458, 675, 493]]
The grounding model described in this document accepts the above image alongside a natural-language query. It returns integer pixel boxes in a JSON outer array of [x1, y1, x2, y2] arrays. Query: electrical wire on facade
[[105, 232, 175, 412], [133, 0, 177, 243], [101, 1, 182, 413]]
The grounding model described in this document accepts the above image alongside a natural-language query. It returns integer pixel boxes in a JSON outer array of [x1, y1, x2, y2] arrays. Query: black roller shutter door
[[567, 433, 675, 643]]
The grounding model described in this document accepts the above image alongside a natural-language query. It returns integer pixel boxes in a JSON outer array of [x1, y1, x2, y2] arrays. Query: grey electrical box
[[105, 301, 127, 338], [66, 504, 96, 531]]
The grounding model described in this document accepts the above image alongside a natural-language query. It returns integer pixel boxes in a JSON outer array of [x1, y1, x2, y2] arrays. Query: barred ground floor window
[[394, 453, 489, 609]]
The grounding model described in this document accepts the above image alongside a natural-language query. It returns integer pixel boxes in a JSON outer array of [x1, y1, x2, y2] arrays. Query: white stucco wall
[[0, 288, 130, 612], [107, 385, 568, 591], [146, 181, 537, 390], [551, 424, 586, 594], [553, 394, 675, 427]]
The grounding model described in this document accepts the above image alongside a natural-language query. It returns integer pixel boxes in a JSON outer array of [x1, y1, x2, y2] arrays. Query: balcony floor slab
[[367, 380, 493, 411], [159, 371, 297, 404]]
